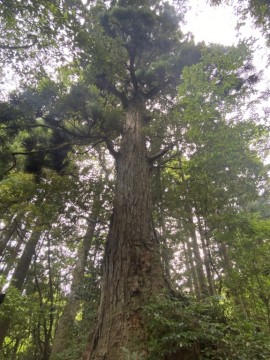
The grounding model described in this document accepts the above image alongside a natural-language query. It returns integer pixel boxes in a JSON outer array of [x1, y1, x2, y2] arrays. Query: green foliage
[[0, 0, 269, 359], [121, 347, 146, 360], [52, 334, 89, 360], [0, 278, 40, 358], [219, 213, 270, 330], [0, 172, 36, 211], [79, 0, 201, 103], [0, 0, 83, 83], [0, 278, 27, 322], [144, 296, 270, 359]]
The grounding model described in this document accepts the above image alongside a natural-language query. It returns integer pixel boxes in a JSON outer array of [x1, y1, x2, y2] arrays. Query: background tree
[[0, 1, 269, 359]]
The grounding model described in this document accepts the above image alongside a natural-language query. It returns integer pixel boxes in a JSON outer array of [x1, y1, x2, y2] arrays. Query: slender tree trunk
[[12, 231, 41, 290], [1, 234, 24, 278], [153, 161, 173, 285], [185, 237, 201, 300], [185, 211, 208, 297], [196, 217, 215, 296], [180, 178, 208, 298], [177, 220, 199, 296], [0, 217, 18, 257], [182, 241, 194, 293], [50, 193, 101, 359], [43, 236, 55, 360], [219, 242, 250, 316], [84, 98, 166, 360], [160, 216, 172, 285], [0, 230, 41, 348], [11, 337, 21, 360]]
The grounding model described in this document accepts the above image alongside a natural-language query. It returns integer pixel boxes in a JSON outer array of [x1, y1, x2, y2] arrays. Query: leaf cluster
[[144, 295, 270, 359]]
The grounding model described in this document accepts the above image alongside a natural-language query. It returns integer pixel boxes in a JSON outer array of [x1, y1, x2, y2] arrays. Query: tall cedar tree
[[81, 1, 201, 359]]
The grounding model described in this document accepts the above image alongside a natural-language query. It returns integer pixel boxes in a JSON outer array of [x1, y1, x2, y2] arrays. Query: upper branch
[[144, 77, 175, 100], [1, 154, 17, 177], [148, 143, 174, 163], [0, 35, 38, 50], [96, 74, 128, 107]]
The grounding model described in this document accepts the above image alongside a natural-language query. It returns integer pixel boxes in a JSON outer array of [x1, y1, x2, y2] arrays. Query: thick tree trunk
[[84, 99, 166, 360], [50, 193, 101, 359]]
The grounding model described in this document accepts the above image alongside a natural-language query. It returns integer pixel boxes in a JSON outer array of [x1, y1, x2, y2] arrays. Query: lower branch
[[0, 35, 38, 50], [103, 137, 119, 159]]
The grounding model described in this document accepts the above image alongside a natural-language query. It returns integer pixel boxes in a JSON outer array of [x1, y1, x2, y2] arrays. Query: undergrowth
[[143, 295, 270, 360]]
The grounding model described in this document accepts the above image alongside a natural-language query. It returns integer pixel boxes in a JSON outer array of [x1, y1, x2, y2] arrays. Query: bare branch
[[103, 137, 119, 159], [0, 35, 38, 50], [144, 74, 179, 99], [96, 74, 128, 107], [0, 154, 17, 177], [148, 143, 174, 163]]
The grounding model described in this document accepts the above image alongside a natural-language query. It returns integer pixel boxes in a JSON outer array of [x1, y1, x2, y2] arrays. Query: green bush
[[144, 295, 270, 359]]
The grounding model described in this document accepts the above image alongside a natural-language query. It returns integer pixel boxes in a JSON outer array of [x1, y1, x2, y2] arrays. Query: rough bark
[[0, 230, 41, 348], [50, 193, 101, 359], [83, 98, 167, 360]]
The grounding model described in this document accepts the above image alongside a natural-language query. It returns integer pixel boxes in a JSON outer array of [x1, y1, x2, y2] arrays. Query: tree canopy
[[0, 1, 269, 359]]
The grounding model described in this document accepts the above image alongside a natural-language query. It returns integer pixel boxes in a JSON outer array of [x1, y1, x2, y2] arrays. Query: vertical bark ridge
[[84, 100, 165, 360]]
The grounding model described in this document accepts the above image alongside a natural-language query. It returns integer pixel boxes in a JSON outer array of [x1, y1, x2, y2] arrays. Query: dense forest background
[[0, 1, 269, 359]]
